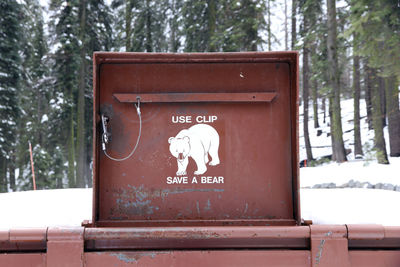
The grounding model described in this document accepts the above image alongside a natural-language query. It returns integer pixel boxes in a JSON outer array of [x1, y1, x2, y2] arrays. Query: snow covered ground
[[301, 188, 400, 225], [299, 98, 400, 188], [0, 189, 91, 229], [1, 98, 399, 228], [1, 187, 399, 228], [301, 157, 400, 189]]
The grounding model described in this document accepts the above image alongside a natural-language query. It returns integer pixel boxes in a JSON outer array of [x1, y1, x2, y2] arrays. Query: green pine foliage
[[183, 0, 210, 52], [16, 0, 56, 190], [49, 0, 80, 188], [348, 0, 400, 80], [167, 0, 184, 52], [131, 0, 168, 52], [217, 0, 267, 51], [183, 0, 267, 52], [0, 0, 23, 192]]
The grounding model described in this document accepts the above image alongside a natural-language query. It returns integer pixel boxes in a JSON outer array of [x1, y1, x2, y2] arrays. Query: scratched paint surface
[[95, 53, 298, 226], [85, 251, 311, 267]]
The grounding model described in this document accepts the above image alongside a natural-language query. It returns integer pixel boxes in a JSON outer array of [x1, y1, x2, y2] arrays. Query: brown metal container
[[92, 52, 300, 227]]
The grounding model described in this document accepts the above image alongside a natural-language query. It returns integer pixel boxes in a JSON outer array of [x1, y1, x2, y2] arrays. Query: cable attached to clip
[[135, 96, 141, 115], [101, 96, 142, 161], [101, 114, 109, 151]]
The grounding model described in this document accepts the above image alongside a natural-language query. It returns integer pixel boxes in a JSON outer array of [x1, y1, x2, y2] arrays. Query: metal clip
[[135, 96, 141, 115], [101, 114, 109, 151]]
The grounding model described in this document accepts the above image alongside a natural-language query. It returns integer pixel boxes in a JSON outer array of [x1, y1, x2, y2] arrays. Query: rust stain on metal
[[315, 239, 326, 265], [314, 231, 332, 265], [196, 201, 201, 216], [244, 203, 249, 214], [112, 186, 224, 201], [110, 251, 171, 263], [204, 199, 212, 211]]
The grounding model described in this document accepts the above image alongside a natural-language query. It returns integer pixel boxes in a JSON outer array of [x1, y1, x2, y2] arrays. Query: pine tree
[[299, 0, 315, 162], [326, 0, 346, 162], [0, 0, 23, 192], [16, 0, 55, 190], [110, 0, 132, 51], [349, 0, 400, 158], [111, 0, 167, 52], [284, 0, 288, 50], [217, 0, 266, 51], [167, 0, 184, 52], [291, 0, 297, 50], [352, 34, 363, 157], [299, 0, 324, 130], [183, 0, 210, 51], [49, 0, 80, 187], [385, 76, 400, 157], [132, 0, 168, 52], [370, 67, 389, 164], [364, 62, 373, 130], [76, 0, 88, 188], [79, 0, 113, 186]]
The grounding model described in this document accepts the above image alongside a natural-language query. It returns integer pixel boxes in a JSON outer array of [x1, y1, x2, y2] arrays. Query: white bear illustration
[[168, 124, 220, 176]]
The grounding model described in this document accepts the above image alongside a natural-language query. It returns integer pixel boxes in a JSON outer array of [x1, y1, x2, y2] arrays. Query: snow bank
[[300, 157, 400, 188], [301, 188, 400, 226], [0, 189, 91, 229], [1, 188, 399, 228]]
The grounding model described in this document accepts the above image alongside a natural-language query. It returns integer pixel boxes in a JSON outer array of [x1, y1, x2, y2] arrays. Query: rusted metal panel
[[113, 92, 277, 103], [310, 225, 350, 267], [348, 225, 400, 249], [0, 254, 45, 267], [93, 52, 300, 227], [84, 226, 310, 250], [85, 250, 311, 267], [0, 228, 46, 252], [1, 225, 400, 266], [46, 227, 84, 267], [349, 251, 400, 267], [347, 224, 385, 240]]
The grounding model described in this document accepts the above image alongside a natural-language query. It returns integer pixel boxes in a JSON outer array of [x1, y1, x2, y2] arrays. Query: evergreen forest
[[0, 0, 399, 192]]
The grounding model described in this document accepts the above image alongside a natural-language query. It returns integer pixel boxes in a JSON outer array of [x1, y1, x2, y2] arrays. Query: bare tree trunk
[[9, 154, 16, 191], [76, 0, 87, 188], [267, 0, 272, 51], [284, 0, 288, 50], [322, 97, 326, 123], [207, 0, 216, 52], [36, 86, 43, 146], [303, 15, 313, 161], [125, 0, 133, 51], [364, 63, 373, 130], [169, 0, 177, 52], [56, 176, 63, 189], [328, 96, 336, 162], [379, 76, 386, 127], [145, 0, 153, 52], [291, 0, 296, 50], [353, 51, 363, 157], [386, 76, 400, 157], [311, 46, 319, 128], [85, 153, 92, 187], [326, 0, 346, 162], [0, 156, 7, 192], [370, 68, 389, 164], [68, 112, 76, 188]]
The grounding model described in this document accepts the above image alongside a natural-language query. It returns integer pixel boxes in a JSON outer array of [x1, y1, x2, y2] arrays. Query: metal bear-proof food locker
[[92, 52, 300, 227]]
